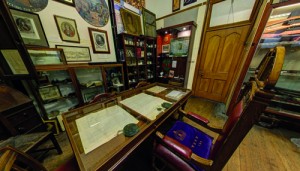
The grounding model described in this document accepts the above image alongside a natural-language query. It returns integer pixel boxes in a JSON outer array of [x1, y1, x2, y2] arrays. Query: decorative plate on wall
[[75, 0, 110, 27], [7, 0, 48, 12]]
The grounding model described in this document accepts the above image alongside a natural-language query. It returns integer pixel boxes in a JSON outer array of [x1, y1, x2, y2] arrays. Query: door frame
[[192, 0, 262, 105]]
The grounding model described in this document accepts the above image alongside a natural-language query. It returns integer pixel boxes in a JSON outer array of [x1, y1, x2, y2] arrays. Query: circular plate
[[123, 123, 139, 137], [7, 0, 48, 12], [75, 0, 109, 27]]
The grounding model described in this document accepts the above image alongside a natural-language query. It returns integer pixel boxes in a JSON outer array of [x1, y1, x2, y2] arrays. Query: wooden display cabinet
[[101, 64, 125, 93], [156, 22, 196, 88], [118, 33, 156, 89]]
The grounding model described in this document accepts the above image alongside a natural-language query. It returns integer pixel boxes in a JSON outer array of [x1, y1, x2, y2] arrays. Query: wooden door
[[194, 26, 249, 102]]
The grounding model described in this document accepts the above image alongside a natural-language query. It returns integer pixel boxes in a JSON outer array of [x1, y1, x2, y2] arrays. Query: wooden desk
[[62, 83, 192, 171]]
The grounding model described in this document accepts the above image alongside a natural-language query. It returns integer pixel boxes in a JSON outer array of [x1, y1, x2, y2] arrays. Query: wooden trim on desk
[[156, 2, 207, 21]]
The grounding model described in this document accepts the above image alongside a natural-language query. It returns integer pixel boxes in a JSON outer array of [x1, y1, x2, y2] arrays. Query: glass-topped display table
[[62, 83, 192, 170]]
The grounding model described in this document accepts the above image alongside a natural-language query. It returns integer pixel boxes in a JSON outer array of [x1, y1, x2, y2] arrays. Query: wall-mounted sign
[[75, 0, 110, 27], [7, 0, 48, 12]]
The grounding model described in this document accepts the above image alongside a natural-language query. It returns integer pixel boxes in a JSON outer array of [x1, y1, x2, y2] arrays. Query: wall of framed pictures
[[34, 0, 116, 62]]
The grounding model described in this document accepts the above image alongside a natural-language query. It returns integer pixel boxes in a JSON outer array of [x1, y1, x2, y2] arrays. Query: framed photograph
[[168, 70, 175, 78], [10, 9, 49, 47], [56, 45, 91, 63], [162, 44, 170, 53], [172, 0, 181, 12], [39, 86, 61, 102], [1, 50, 29, 75], [120, 8, 143, 36], [54, 15, 80, 43], [170, 37, 190, 57], [184, 0, 197, 6], [142, 8, 156, 37], [88, 28, 110, 54], [27, 48, 66, 66], [54, 0, 75, 6]]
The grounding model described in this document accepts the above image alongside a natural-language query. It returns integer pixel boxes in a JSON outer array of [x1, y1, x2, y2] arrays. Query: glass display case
[[36, 69, 78, 119], [102, 64, 125, 93], [245, 2, 300, 130], [74, 67, 105, 103], [27, 48, 66, 66]]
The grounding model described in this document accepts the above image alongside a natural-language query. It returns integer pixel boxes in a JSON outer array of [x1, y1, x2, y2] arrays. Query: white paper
[[146, 86, 167, 94], [120, 93, 168, 120], [76, 105, 138, 154], [166, 90, 187, 100], [172, 61, 177, 68]]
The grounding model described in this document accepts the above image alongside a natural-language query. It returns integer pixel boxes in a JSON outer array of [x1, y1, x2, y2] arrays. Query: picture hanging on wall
[[124, 0, 145, 10], [75, 0, 110, 27], [120, 8, 142, 36], [162, 44, 170, 53], [142, 8, 156, 37], [114, 0, 121, 4], [55, 45, 91, 63], [53, 0, 75, 6], [183, 0, 197, 6], [172, 0, 181, 12], [7, 0, 48, 12], [54, 15, 80, 43], [169, 37, 190, 57], [10, 9, 49, 47], [88, 28, 110, 54]]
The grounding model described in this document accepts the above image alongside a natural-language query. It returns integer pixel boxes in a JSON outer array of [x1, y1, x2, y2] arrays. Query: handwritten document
[[166, 90, 187, 100], [120, 93, 168, 120], [76, 105, 138, 154], [146, 86, 167, 94]]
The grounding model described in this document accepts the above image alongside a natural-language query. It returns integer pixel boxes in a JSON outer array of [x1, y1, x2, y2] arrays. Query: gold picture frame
[[54, 15, 80, 43], [173, 0, 181, 12], [120, 8, 142, 36]]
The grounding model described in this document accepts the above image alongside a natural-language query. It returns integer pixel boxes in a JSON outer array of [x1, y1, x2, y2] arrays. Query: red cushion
[[187, 112, 210, 124], [163, 136, 192, 159]]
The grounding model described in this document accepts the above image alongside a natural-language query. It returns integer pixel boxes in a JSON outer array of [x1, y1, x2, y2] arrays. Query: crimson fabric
[[163, 136, 192, 159], [187, 111, 210, 124], [166, 121, 213, 159], [155, 144, 197, 171]]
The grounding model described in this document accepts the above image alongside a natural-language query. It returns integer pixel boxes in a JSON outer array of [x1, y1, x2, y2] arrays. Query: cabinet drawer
[[15, 116, 42, 134], [7, 106, 38, 125]]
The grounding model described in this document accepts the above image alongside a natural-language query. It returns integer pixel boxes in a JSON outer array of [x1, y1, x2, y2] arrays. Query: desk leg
[[178, 101, 188, 120], [49, 133, 63, 154]]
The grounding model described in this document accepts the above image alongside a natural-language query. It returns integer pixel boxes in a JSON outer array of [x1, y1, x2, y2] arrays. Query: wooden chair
[[0, 146, 47, 171], [152, 46, 285, 171]]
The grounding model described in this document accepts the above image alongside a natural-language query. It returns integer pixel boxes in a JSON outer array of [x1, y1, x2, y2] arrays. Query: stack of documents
[[146, 86, 167, 94]]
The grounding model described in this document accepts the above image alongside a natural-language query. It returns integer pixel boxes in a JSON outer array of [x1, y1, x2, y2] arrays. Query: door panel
[[194, 25, 249, 102]]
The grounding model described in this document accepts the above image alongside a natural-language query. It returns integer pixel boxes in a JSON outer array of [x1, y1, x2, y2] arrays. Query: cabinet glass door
[[74, 67, 105, 103], [37, 70, 78, 119]]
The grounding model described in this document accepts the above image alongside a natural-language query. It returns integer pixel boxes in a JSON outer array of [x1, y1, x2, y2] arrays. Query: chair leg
[[49, 133, 62, 154]]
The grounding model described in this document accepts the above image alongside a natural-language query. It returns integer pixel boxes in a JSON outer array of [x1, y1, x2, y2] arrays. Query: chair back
[[0, 146, 47, 171]]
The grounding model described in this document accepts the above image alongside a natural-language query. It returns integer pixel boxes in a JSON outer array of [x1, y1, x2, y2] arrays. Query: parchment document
[[146, 86, 167, 94], [120, 93, 168, 120], [76, 105, 138, 154]]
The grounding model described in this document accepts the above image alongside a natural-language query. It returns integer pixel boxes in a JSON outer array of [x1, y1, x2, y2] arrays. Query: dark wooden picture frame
[[55, 45, 91, 63], [54, 0, 75, 6], [88, 28, 110, 54], [120, 8, 143, 36], [183, 0, 197, 6], [54, 15, 80, 43], [172, 0, 181, 12], [10, 9, 49, 47], [27, 47, 67, 66]]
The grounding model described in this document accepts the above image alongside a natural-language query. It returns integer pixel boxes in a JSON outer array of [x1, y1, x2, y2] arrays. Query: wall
[[146, 0, 207, 89], [37, 0, 116, 63]]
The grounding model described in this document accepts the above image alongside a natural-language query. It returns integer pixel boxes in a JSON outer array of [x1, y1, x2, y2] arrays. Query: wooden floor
[[185, 96, 300, 171]]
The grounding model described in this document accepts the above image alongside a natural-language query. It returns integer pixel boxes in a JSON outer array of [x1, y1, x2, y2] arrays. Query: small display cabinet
[[156, 22, 196, 87], [245, 1, 300, 130], [102, 64, 125, 93], [118, 33, 156, 88]]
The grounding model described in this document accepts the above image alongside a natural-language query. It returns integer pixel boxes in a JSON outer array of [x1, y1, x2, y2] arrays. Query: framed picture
[[39, 85, 61, 102], [170, 37, 190, 57], [10, 9, 49, 47], [172, 0, 181, 12], [54, 15, 80, 43], [7, 0, 48, 12], [55, 45, 91, 62], [88, 28, 110, 54], [184, 0, 197, 6], [162, 44, 170, 53], [142, 8, 156, 37], [53, 0, 75, 6], [124, 0, 145, 10], [168, 70, 175, 78], [27, 48, 66, 66], [1, 50, 29, 75], [120, 8, 143, 36]]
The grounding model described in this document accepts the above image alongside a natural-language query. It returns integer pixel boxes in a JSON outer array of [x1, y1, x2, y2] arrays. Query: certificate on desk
[[120, 93, 169, 120], [76, 105, 138, 154]]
